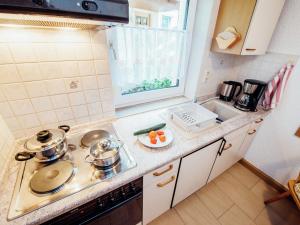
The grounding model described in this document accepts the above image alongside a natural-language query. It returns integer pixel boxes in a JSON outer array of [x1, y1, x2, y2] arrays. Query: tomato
[[157, 130, 165, 136], [159, 135, 166, 142], [150, 138, 157, 144], [148, 131, 157, 139]]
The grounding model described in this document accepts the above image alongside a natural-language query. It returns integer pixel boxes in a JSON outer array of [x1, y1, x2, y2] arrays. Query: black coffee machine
[[234, 79, 267, 112]]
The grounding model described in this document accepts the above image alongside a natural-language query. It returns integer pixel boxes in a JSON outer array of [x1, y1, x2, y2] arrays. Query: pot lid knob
[[37, 130, 52, 143], [99, 138, 111, 150]]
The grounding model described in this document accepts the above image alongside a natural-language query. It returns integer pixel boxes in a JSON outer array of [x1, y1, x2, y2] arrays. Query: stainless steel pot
[[15, 125, 70, 162], [85, 137, 123, 167]]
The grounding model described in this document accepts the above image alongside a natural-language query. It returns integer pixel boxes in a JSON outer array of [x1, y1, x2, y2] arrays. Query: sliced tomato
[[157, 130, 165, 136], [150, 138, 157, 144], [148, 131, 157, 139]]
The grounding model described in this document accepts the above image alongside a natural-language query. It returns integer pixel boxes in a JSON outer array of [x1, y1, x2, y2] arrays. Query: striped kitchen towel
[[262, 63, 294, 110]]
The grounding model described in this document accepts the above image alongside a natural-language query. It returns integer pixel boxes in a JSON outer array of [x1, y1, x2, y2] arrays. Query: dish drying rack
[[167, 103, 218, 132]]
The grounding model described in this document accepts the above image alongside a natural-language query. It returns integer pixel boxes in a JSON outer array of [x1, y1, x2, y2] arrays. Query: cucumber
[[133, 123, 166, 136]]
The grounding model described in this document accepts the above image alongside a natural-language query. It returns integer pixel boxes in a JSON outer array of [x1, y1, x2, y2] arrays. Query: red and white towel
[[262, 63, 294, 110]]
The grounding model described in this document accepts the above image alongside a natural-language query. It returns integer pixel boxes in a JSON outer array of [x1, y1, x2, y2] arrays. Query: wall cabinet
[[208, 124, 250, 182], [211, 0, 285, 55], [172, 139, 223, 206], [143, 160, 179, 224]]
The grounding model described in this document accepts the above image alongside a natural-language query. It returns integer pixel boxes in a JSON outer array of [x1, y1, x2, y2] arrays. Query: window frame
[[107, 0, 198, 108]]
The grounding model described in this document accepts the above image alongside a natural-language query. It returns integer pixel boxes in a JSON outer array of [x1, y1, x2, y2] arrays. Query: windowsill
[[115, 96, 192, 118]]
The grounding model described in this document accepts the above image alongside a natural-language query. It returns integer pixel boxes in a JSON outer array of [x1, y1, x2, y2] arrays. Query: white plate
[[138, 129, 173, 148]]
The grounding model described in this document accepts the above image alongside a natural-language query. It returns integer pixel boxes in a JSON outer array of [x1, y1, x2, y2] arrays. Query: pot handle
[[117, 139, 124, 148], [15, 152, 36, 161], [58, 125, 70, 133], [84, 155, 95, 163]]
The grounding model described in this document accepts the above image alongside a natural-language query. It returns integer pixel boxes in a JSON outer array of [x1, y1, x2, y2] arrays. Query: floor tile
[[175, 194, 221, 225], [196, 181, 234, 218], [213, 171, 265, 220], [218, 205, 256, 225], [149, 209, 184, 225], [255, 208, 287, 225], [228, 163, 260, 189]]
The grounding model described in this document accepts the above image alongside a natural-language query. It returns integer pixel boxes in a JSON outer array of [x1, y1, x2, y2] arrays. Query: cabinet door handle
[[255, 118, 263, 123], [153, 164, 173, 176], [245, 48, 256, 51], [248, 129, 256, 135], [157, 176, 176, 188], [223, 143, 232, 151]]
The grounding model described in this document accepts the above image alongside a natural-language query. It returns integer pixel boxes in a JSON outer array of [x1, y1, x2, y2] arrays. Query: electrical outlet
[[65, 79, 81, 92], [202, 70, 210, 83]]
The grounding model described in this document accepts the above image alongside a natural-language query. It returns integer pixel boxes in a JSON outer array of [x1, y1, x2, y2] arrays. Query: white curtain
[[109, 26, 186, 92]]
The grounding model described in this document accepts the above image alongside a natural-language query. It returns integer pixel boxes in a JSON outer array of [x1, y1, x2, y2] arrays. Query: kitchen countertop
[[0, 101, 269, 225]]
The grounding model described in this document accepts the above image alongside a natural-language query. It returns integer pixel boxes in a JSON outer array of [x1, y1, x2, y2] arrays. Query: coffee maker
[[219, 81, 242, 102], [234, 79, 267, 112]]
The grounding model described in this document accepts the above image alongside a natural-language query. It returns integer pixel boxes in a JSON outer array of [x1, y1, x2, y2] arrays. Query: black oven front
[[43, 177, 143, 225]]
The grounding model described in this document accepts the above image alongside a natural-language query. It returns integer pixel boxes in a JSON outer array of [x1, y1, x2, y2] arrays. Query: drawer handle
[[248, 129, 256, 135], [223, 143, 232, 151], [255, 118, 264, 123], [153, 164, 173, 176], [245, 48, 256, 51], [157, 176, 176, 188]]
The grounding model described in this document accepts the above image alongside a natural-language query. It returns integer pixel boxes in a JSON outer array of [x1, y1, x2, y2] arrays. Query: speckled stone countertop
[[0, 101, 269, 225]]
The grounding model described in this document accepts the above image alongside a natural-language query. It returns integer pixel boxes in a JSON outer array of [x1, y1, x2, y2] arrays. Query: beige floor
[[149, 163, 300, 225]]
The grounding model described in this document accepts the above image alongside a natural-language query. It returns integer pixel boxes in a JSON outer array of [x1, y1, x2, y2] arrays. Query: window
[[108, 0, 196, 107]]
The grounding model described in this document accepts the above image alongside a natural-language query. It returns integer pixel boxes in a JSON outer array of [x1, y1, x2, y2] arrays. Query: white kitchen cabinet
[[143, 159, 179, 225], [238, 118, 264, 157], [172, 139, 223, 206], [208, 125, 250, 182], [211, 0, 285, 55]]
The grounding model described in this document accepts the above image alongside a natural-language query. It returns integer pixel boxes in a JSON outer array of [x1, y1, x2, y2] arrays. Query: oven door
[[82, 192, 142, 225]]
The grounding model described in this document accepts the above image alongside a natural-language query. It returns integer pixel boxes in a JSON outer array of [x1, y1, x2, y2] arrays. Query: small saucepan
[[15, 125, 70, 162], [85, 137, 123, 167]]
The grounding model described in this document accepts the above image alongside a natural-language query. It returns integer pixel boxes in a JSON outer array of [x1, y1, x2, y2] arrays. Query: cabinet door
[[239, 118, 264, 157], [241, 0, 285, 55], [172, 139, 223, 206], [208, 125, 250, 182], [143, 160, 179, 224]]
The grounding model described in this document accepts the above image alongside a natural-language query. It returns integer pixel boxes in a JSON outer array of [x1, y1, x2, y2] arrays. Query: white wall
[[0, 27, 114, 138]]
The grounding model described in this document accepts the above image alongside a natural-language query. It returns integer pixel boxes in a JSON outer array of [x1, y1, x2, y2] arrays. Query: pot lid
[[90, 138, 120, 160], [25, 129, 66, 153]]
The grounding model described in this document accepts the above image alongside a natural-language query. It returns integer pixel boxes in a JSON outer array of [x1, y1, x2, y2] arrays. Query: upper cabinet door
[[241, 0, 286, 55], [211, 0, 285, 55]]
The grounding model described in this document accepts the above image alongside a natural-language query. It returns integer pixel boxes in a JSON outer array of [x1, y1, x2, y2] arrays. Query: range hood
[[0, 0, 129, 29]]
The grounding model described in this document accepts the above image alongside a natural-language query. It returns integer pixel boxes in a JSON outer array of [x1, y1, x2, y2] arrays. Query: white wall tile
[[5, 117, 21, 131], [94, 60, 110, 74], [78, 61, 95, 76], [75, 116, 90, 124], [101, 101, 114, 112], [37, 111, 58, 124], [17, 114, 40, 128], [25, 81, 48, 98], [92, 44, 108, 60], [97, 75, 112, 88], [55, 107, 74, 121], [9, 43, 37, 63], [10, 99, 35, 115], [39, 62, 61, 79], [0, 65, 21, 84], [75, 44, 93, 60], [31, 96, 53, 112], [87, 102, 102, 115], [56, 43, 77, 61], [82, 76, 98, 90], [60, 61, 79, 77], [0, 88, 6, 102], [99, 88, 113, 101], [17, 63, 43, 81], [2, 83, 28, 100], [0, 102, 13, 118], [51, 94, 69, 109], [72, 105, 89, 118], [33, 43, 58, 62], [90, 30, 107, 44], [68, 92, 85, 106], [0, 44, 13, 64], [85, 89, 100, 103], [45, 79, 66, 95]]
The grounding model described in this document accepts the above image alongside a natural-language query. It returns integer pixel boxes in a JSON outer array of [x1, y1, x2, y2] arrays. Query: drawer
[[143, 159, 180, 188]]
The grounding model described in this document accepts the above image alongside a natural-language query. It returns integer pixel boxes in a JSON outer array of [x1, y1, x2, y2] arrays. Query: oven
[[42, 177, 143, 225]]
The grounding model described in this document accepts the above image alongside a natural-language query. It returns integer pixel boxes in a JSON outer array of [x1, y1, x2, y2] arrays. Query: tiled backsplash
[[0, 114, 14, 181], [0, 27, 114, 138]]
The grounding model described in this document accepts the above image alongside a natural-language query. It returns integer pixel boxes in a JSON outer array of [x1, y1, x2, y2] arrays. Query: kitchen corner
[[0, 101, 268, 225]]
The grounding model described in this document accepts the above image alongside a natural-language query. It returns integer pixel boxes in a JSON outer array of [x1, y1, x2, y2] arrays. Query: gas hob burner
[[30, 161, 74, 194]]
